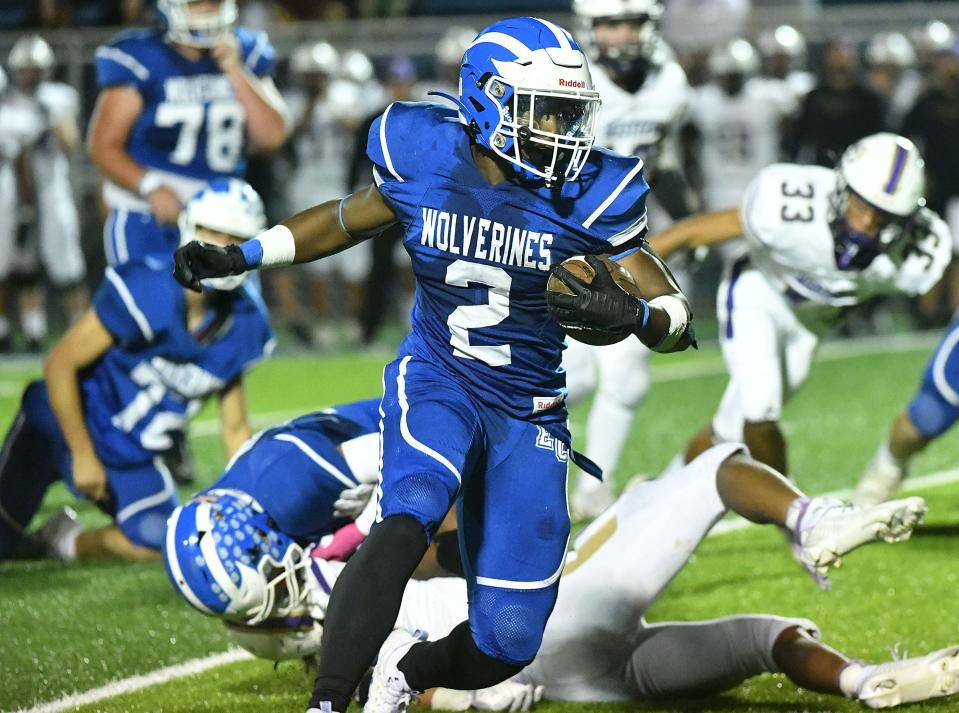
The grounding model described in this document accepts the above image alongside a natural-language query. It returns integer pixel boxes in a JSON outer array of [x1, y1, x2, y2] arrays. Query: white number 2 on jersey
[[155, 100, 245, 172], [445, 260, 512, 367]]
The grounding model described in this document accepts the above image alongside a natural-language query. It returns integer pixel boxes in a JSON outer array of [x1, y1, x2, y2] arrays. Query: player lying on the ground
[[854, 313, 959, 503], [174, 16, 697, 713], [647, 132, 951, 476], [0, 179, 273, 562], [164, 442, 951, 710]]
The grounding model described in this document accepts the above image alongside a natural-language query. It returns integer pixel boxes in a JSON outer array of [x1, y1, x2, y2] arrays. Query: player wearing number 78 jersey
[[174, 17, 694, 713], [88, 0, 288, 265], [649, 133, 952, 477]]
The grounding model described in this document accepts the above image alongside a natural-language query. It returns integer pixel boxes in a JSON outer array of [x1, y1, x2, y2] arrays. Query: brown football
[[546, 255, 640, 346]]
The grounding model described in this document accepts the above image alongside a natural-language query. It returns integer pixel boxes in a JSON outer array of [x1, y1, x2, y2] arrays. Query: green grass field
[[3, 336, 959, 713]]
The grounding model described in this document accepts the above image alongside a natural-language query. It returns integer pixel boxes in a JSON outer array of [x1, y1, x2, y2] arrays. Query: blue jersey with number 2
[[95, 27, 274, 181], [368, 102, 650, 421]]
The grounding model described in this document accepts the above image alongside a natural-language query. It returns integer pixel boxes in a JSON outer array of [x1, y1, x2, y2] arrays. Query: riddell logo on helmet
[[558, 78, 586, 88]]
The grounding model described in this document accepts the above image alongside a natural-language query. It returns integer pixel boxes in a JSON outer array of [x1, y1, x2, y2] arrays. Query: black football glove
[[173, 241, 248, 293], [546, 254, 649, 334]]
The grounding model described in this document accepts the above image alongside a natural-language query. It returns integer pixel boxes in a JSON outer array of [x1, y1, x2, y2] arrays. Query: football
[[546, 255, 641, 346]]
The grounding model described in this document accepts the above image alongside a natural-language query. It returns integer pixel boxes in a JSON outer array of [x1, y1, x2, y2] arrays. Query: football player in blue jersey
[[854, 319, 959, 504], [87, 0, 288, 265], [173, 17, 694, 713], [0, 179, 274, 563]]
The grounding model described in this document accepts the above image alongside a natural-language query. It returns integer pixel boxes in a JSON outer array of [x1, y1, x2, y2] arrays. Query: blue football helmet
[[178, 178, 266, 291], [163, 489, 311, 625], [157, 0, 237, 48], [456, 17, 601, 188]]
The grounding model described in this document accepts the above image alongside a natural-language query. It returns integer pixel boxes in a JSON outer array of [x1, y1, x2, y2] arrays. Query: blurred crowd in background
[[3, 1, 959, 352]]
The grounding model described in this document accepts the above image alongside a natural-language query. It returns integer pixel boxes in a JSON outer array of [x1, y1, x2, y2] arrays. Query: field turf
[[3, 335, 959, 713]]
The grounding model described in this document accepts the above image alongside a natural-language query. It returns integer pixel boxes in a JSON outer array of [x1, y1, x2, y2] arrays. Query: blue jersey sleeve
[[582, 157, 650, 250], [94, 31, 154, 91], [93, 264, 175, 347], [237, 28, 274, 77]]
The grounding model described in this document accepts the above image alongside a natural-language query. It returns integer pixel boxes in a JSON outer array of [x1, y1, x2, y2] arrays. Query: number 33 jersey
[[368, 102, 650, 422], [740, 162, 951, 315], [94, 28, 273, 187]]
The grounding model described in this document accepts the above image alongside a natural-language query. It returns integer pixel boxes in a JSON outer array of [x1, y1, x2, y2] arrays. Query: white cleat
[[857, 646, 959, 708], [35, 507, 81, 561], [364, 629, 425, 713], [792, 496, 926, 589], [852, 459, 906, 506], [571, 481, 615, 520]]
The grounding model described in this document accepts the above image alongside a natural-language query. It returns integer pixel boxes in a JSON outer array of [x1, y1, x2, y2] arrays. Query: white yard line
[[10, 649, 253, 713], [18, 465, 959, 713]]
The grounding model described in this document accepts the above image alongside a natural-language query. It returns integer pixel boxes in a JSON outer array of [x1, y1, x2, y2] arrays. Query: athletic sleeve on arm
[[94, 37, 151, 90], [92, 265, 172, 347], [238, 28, 275, 77], [583, 158, 650, 250]]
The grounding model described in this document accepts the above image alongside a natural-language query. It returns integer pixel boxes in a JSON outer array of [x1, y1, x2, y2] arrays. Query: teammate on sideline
[[853, 316, 959, 503], [0, 179, 273, 562], [88, 0, 287, 265], [647, 133, 951, 475], [564, 0, 696, 517], [174, 17, 694, 713], [165, 441, 947, 710]]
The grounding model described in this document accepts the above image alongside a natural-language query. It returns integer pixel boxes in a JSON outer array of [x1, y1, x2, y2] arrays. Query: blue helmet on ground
[[456, 17, 601, 188], [163, 489, 310, 625]]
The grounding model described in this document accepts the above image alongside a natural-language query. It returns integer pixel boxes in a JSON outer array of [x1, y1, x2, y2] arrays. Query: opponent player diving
[[173, 16, 694, 713], [164, 427, 954, 711]]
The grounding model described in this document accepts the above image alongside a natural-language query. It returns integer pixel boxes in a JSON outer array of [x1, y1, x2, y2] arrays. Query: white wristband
[[137, 171, 164, 197], [256, 224, 296, 267], [649, 294, 689, 351]]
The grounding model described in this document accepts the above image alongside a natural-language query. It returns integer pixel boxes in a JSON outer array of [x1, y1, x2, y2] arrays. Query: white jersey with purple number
[[740, 163, 951, 317]]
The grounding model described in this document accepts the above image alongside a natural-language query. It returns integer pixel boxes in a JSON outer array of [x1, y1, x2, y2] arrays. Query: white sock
[[583, 392, 635, 480], [21, 307, 47, 341], [784, 496, 809, 533], [53, 527, 79, 561], [839, 661, 872, 699], [874, 440, 908, 475]]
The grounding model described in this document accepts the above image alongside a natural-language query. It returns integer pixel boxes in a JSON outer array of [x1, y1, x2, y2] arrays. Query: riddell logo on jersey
[[558, 78, 586, 88]]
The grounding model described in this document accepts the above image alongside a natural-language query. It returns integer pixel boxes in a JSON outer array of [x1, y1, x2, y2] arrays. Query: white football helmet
[[911, 20, 955, 55], [290, 41, 340, 77], [708, 38, 760, 77], [178, 179, 266, 291], [573, 0, 663, 90], [8, 34, 54, 71], [435, 26, 478, 68], [830, 133, 926, 269], [158, 0, 237, 48], [866, 32, 917, 69], [340, 49, 375, 85], [756, 25, 807, 61]]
